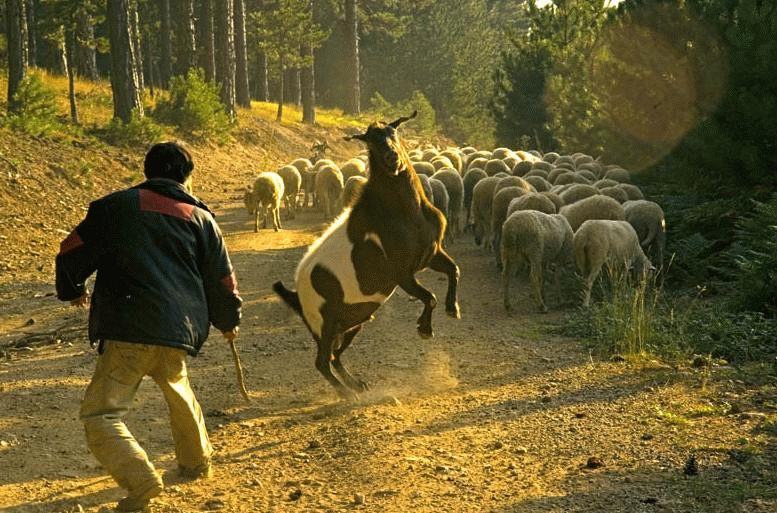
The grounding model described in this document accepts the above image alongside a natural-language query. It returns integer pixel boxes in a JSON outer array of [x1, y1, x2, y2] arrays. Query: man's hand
[[70, 292, 90, 308], [222, 327, 239, 343]]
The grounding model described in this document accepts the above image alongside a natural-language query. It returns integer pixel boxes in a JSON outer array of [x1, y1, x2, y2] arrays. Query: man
[[55, 142, 242, 512]]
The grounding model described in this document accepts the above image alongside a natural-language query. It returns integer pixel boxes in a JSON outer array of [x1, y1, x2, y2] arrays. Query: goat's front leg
[[398, 277, 437, 339], [429, 249, 461, 319]]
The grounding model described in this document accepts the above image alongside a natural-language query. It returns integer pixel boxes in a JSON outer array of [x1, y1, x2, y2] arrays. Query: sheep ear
[[344, 132, 368, 142], [389, 110, 418, 128]]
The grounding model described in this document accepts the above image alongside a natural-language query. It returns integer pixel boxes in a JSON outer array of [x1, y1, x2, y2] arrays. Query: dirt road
[[0, 201, 773, 513]]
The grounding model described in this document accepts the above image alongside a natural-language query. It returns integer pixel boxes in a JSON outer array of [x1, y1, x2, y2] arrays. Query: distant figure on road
[[55, 142, 242, 512]]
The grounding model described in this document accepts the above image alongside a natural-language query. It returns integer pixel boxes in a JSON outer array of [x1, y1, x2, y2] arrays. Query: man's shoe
[[115, 481, 163, 512], [178, 462, 212, 480]]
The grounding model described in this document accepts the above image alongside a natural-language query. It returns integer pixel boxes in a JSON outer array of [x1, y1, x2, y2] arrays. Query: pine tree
[[344, 0, 359, 114], [106, 0, 144, 121], [214, 0, 236, 119], [234, 0, 251, 107], [6, 0, 29, 113]]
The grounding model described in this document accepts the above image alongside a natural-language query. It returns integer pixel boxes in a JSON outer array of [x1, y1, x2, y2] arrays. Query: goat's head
[[344, 111, 417, 177]]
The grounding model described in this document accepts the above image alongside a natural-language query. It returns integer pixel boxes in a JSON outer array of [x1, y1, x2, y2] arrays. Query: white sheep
[[417, 173, 435, 203], [470, 175, 501, 249], [574, 220, 653, 307], [525, 176, 552, 193], [342, 175, 367, 208], [559, 184, 599, 205], [463, 168, 488, 227], [315, 165, 344, 219], [506, 193, 557, 217], [431, 156, 454, 171], [433, 169, 464, 240], [313, 158, 338, 174], [340, 159, 367, 181], [540, 191, 565, 212], [594, 178, 619, 190], [501, 211, 575, 312], [440, 149, 463, 173], [492, 186, 530, 267], [484, 159, 512, 176], [599, 186, 630, 203], [512, 161, 533, 177], [616, 183, 645, 201], [559, 194, 626, 232], [604, 168, 631, 183], [429, 177, 450, 223], [543, 152, 560, 163], [276, 165, 302, 219], [245, 172, 285, 232], [623, 200, 666, 266], [413, 161, 436, 176]]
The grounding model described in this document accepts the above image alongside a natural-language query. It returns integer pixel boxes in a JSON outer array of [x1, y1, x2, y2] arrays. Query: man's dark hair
[[144, 142, 195, 184]]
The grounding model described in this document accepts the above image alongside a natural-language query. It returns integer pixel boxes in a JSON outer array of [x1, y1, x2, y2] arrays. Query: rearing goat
[[273, 112, 461, 402]]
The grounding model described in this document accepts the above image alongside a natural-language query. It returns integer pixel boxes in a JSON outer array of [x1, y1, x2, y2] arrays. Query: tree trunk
[[175, 0, 197, 75], [256, 52, 269, 102], [276, 58, 284, 122], [344, 0, 360, 115], [75, 8, 98, 80], [301, 45, 316, 124], [199, 0, 216, 82], [214, 0, 236, 119], [159, 0, 173, 87], [6, 0, 28, 112], [25, 0, 36, 67], [233, 0, 250, 107], [53, 36, 68, 76], [293, 67, 301, 106], [129, 0, 144, 92], [65, 28, 79, 124], [107, 0, 144, 122], [143, 25, 156, 97]]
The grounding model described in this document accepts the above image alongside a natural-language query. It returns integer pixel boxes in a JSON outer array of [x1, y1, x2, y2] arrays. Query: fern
[[730, 195, 777, 315]]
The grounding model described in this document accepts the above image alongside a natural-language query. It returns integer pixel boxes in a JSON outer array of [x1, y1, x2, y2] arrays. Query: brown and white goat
[[273, 112, 461, 402]]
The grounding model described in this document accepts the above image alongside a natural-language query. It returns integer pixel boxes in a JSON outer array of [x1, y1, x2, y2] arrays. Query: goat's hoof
[[338, 390, 360, 403], [446, 304, 461, 319], [417, 327, 434, 339], [356, 380, 370, 392]]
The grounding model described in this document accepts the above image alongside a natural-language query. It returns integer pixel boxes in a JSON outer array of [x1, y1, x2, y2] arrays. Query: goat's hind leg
[[429, 249, 461, 319], [332, 325, 369, 392], [315, 327, 359, 402], [398, 277, 437, 339]]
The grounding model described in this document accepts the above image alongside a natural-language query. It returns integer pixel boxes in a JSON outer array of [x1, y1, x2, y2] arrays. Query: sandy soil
[[1, 194, 775, 512]]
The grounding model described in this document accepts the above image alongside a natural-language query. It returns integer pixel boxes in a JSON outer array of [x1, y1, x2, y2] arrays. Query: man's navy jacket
[[55, 178, 242, 355]]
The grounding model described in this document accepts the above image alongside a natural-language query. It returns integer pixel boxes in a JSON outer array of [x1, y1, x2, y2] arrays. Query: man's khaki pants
[[80, 340, 213, 496]]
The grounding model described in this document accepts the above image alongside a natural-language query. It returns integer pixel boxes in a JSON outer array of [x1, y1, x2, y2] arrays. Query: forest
[[1, 0, 776, 512]]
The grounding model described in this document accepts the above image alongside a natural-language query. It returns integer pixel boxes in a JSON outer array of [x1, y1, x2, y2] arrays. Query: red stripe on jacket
[[139, 189, 195, 221], [221, 272, 239, 295], [59, 231, 84, 255]]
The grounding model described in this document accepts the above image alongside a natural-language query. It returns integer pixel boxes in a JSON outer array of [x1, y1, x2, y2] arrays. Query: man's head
[[144, 142, 195, 184]]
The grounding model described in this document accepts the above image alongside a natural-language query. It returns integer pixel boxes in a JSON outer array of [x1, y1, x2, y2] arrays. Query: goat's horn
[[389, 110, 418, 128], [343, 133, 366, 142]]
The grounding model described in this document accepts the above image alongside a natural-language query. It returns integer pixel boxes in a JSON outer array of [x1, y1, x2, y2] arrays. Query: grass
[[1, 69, 369, 143]]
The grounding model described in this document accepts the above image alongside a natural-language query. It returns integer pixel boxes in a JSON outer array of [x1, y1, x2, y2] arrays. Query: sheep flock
[[245, 142, 667, 311]]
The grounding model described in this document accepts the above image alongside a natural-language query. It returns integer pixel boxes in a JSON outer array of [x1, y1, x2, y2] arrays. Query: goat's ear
[[344, 133, 367, 142], [388, 110, 418, 128]]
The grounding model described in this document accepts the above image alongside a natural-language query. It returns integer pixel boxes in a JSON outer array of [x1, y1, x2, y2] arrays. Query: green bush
[[369, 90, 437, 137], [103, 110, 163, 147], [562, 267, 688, 360], [4, 74, 59, 136], [562, 268, 777, 364], [154, 68, 231, 139], [729, 194, 777, 315]]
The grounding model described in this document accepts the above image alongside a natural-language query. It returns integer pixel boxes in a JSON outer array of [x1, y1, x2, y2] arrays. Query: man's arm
[[55, 201, 106, 302], [201, 217, 242, 334]]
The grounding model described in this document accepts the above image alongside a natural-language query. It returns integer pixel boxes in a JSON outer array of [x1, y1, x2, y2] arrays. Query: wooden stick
[[229, 340, 251, 402]]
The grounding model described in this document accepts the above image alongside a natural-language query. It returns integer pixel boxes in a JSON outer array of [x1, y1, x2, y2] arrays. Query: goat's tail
[[273, 281, 303, 317]]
